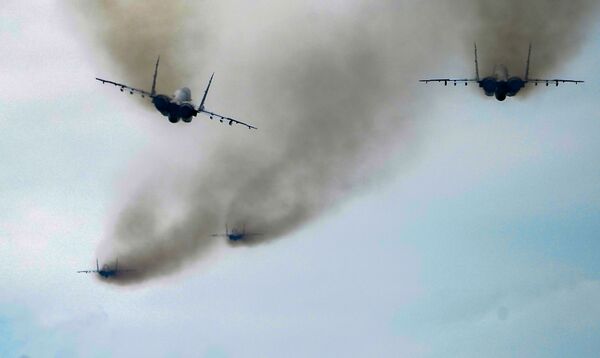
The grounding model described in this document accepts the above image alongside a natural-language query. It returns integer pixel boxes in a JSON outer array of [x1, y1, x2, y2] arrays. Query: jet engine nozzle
[[152, 95, 170, 115], [480, 77, 497, 96], [507, 77, 525, 96], [178, 103, 196, 120]]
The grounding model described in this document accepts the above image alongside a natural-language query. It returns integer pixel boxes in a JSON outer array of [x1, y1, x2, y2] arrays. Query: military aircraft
[[420, 44, 583, 101], [77, 258, 134, 279], [211, 224, 263, 241], [96, 57, 257, 129]]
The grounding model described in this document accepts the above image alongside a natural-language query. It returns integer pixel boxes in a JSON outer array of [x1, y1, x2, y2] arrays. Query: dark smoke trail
[[464, 0, 597, 78], [69, 0, 597, 284], [68, 1, 202, 97]]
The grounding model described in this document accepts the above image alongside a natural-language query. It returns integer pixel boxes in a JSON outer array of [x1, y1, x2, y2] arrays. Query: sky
[[1, 1, 600, 357]]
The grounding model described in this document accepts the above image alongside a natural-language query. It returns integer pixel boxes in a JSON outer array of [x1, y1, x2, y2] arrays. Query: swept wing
[[526, 78, 584, 86]]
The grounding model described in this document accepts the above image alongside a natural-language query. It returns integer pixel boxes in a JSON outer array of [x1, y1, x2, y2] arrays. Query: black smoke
[[69, 0, 596, 284]]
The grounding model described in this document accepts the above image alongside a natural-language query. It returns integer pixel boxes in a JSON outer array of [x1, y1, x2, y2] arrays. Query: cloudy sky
[[1, 1, 600, 357]]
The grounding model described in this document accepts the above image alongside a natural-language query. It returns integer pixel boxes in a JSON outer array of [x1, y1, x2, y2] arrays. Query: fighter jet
[[211, 224, 263, 242], [77, 258, 134, 279], [420, 44, 583, 101], [96, 57, 257, 129]]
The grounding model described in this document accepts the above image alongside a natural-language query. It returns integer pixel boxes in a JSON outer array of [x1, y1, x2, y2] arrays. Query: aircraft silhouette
[[77, 258, 134, 279], [211, 224, 263, 241], [96, 57, 257, 129], [420, 44, 583, 101]]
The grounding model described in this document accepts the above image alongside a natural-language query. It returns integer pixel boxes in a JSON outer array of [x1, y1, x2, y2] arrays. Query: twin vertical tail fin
[[199, 73, 214, 112], [474, 43, 480, 81], [96, 258, 99, 272], [151, 56, 160, 97], [525, 43, 532, 81]]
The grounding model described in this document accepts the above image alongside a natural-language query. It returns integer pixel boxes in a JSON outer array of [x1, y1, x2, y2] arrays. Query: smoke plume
[[69, 0, 597, 284], [468, 0, 597, 78]]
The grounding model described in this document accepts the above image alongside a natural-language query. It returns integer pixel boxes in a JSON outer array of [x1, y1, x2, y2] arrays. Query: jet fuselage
[[152, 87, 197, 123], [228, 232, 245, 241], [479, 65, 526, 101], [98, 264, 117, 278]]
